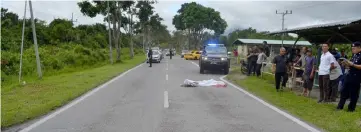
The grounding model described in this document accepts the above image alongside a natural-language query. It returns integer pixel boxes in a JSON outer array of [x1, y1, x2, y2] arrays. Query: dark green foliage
[[172, 2, 227, 49], [1, 8, 144, 83]]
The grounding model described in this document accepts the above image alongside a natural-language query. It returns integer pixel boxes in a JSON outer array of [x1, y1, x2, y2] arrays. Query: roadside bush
[[1, 43, 143, 83]]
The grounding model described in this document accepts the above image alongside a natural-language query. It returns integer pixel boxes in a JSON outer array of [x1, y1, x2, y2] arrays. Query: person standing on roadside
[[328, 55, 343, 102], [272, 47, 289, 92], [170, 49, 173, 59], [148, 49, 153, 67], [294, 47, 308, 70], [256, 48, 267, 77], [301, 49, 316, 97], [247, 48, 258, 76], [318, 43, 336, 103], [337, 41, 361, 112]]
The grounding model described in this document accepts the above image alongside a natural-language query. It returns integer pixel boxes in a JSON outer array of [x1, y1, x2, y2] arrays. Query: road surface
[[17, 56, 319, 132]]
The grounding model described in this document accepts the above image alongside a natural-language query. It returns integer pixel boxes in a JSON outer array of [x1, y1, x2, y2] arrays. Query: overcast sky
[[2, 0, 361, 35]]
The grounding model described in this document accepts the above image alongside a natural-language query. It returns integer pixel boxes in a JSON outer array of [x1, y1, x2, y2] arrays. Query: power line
[[276, 10, 292, 47]]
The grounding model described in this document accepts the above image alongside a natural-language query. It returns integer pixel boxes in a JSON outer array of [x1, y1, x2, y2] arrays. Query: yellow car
[[184, 50, 201, 60]]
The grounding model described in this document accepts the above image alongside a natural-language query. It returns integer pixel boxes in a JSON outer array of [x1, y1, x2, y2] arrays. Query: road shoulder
[[1, 56, 145, 130]]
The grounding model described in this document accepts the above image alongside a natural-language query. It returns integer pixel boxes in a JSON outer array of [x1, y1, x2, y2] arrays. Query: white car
[[146, 50, 162, 63], [181, 50, 189, 58]]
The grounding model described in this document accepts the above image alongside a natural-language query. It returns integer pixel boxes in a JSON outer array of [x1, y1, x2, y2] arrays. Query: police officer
[[337, 41, 361, 112], [148, 48, 153, 67], [169, 49, 173, 59]]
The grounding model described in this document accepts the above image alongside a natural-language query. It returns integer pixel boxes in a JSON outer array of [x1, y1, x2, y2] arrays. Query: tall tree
[[128, 2, 136, 58], [172, 2, 227, 50], [78, 1, 132, 62], [134, 0, 156, 51]]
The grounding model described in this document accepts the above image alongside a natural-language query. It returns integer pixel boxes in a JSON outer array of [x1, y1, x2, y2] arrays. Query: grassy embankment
[[226, 67, 361, 132], [1, 45, 146, 128]]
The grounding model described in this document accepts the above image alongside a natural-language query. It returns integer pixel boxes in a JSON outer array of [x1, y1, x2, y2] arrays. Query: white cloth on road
[[181, 79, 226, 87]]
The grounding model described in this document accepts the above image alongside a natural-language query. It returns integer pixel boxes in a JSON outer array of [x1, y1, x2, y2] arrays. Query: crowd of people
[[268, 41, 361, 112], [238, 40, 361, 112]]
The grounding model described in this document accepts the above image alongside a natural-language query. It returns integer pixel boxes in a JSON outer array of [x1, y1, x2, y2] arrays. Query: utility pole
[[276, 10, 292, 47], [107, 1, 113, 64], [71, 12, 78, 25], [29, 0, 42, 79], [19, 0, 27, 83]]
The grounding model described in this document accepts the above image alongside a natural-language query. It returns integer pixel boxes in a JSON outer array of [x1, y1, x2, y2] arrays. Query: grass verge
[[1, 55, 145, 128], [226, 68, 361, 132]]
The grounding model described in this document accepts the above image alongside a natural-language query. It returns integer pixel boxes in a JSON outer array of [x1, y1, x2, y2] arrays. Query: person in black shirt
[[170, 49, 173, 59], [148, 49, 153, 67], [340, 49, 348, 59], [272, 47, 289, 92], [337, 41, 361, 112], [247, 47, 258, 76]]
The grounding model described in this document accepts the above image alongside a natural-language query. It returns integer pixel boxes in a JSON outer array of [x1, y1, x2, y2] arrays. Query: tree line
[[169, 2, 298, 51], [1, 0, 170, 83]]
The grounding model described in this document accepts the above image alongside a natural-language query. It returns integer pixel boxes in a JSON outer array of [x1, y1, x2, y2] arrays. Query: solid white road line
[[166, 74, 168, 80], [219, 76, 321, 132], [164, 91, 169, 108], [19, 63, 145, 132]]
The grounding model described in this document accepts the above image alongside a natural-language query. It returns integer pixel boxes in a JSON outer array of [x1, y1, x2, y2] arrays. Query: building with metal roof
[[233, 39, 311, 46], [232, 39, 311, 57], [269, 18, 361, 44]]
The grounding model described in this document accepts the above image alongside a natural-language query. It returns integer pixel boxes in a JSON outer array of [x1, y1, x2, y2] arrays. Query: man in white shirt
[[318, 43, 336, 103]]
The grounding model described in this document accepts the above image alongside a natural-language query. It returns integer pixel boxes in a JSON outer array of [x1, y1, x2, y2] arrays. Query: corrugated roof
[[233, 39, 311, 46], [269, 18, 361, 34], [267, 18, 361, 44]]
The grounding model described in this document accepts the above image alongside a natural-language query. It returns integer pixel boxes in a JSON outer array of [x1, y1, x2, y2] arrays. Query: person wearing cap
[[301, 49, 316, 96], [337, 41, 361, 112]]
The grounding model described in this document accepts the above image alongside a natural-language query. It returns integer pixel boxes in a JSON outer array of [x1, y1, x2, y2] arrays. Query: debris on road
[[180, 79, 227, 88]]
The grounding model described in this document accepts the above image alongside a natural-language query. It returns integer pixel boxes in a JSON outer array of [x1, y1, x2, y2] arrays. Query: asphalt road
[[17, 56, 319, 132]]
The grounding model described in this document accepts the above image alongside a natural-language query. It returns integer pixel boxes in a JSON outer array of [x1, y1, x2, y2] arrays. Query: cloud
[[2, 1, 361, 35]]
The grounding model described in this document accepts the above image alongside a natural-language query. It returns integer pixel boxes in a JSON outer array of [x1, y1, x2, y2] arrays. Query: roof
[[232, 39, 311, 46], [269, 18, 361, 44]]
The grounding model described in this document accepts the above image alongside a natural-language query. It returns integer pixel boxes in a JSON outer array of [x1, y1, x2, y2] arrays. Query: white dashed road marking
[[164, 91, 169, 108]]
